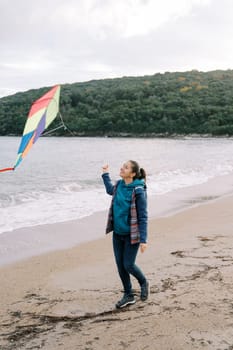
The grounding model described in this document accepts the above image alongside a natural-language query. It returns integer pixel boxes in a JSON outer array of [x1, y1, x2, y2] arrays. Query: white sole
[[116, 299, 136, 309]]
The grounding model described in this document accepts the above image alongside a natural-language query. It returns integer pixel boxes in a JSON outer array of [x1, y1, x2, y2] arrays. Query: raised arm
[[102, 165, 115, 195]]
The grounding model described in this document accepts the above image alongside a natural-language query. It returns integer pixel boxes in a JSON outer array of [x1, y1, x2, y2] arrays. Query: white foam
[[1, 164, 233, 235], [0, 188, 110, 234], [1, 136, 233, 235]]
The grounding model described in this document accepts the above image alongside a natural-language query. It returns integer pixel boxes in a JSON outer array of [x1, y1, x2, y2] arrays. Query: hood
[[123, 178, 145, 189]]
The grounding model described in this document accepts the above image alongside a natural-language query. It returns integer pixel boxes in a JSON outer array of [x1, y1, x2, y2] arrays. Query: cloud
[[88, 0, 233, 73], [0, 0, 233, 96], [43, 0, 213, 38]]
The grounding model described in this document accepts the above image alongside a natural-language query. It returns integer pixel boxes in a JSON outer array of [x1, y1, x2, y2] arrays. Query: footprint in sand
[[170, 250, 186, 258]]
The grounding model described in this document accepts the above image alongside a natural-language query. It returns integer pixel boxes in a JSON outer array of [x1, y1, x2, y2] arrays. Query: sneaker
[[140, 280, 149, 301], [116, 294, 136, 309]]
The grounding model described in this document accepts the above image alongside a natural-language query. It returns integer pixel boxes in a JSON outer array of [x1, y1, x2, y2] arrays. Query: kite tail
[[0, 167, 14, 173]]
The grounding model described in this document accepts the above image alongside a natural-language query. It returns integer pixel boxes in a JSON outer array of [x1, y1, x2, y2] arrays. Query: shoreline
[[2, 134, 233, 138], [0, 192, 233, 349], [1, 171, 233, 267]]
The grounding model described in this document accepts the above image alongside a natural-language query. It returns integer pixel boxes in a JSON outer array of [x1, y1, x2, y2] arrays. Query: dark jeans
[[112, 232, 146, 295]]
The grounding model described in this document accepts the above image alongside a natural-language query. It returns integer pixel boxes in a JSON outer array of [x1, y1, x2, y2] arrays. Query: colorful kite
[[0, 85, 61, 173]]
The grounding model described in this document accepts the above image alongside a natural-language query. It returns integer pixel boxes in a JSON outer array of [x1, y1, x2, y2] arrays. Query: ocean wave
[[0, 188, 110, 234], [1, 136, 233, 235]]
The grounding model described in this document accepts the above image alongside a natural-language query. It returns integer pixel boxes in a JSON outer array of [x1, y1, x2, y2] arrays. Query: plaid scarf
[[105, 182, 140, 244]]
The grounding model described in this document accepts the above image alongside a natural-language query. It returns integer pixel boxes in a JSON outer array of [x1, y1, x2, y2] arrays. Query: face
[[119, 161, 135, 181]]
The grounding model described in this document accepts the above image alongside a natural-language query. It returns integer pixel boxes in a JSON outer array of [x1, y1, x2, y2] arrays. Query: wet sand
[[1, 192, 233, 349]]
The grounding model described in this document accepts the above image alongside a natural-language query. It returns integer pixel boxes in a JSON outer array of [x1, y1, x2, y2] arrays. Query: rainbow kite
[[0, 85, 61, 173]]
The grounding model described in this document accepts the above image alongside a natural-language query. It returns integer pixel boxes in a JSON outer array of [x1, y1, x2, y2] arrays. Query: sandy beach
[[1, 190, 233, 349]]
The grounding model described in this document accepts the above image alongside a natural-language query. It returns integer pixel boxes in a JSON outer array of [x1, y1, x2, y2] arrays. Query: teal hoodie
[[113, 178, 145, 235]]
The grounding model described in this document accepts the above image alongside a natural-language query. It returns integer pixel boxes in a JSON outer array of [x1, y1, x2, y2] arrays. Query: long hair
[[129, 160, 146, 182]]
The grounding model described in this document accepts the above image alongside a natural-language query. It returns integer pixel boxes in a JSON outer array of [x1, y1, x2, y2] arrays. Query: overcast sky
[[1, 0, 233, 97]]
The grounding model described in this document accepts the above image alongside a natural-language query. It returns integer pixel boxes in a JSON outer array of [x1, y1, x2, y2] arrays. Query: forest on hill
[[1, 70, 233, 137]]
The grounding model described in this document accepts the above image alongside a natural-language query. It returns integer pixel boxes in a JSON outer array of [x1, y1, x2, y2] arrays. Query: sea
[[1, 136, 233, 235]]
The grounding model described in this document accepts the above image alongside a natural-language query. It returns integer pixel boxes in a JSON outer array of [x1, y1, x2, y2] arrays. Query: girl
[[102, 160, 149, 309]]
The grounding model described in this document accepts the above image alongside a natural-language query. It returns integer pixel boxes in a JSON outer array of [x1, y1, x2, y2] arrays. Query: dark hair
[[129, 160, 146, 181]]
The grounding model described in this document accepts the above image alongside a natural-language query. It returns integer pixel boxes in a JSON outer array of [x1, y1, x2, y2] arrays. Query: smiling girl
[[102, 160, 149, 309]]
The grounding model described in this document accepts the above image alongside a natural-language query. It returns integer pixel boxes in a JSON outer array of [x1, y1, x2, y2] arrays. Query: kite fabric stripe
[[0, 84, 61, 172], [15, 85, 61, 169]]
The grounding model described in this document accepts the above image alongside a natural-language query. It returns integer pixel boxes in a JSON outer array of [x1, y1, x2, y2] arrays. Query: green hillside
[[1, 70, 233, 136]]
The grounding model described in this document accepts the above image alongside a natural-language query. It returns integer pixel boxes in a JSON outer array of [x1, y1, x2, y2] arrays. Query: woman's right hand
[[102, 164, 109, 173]]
